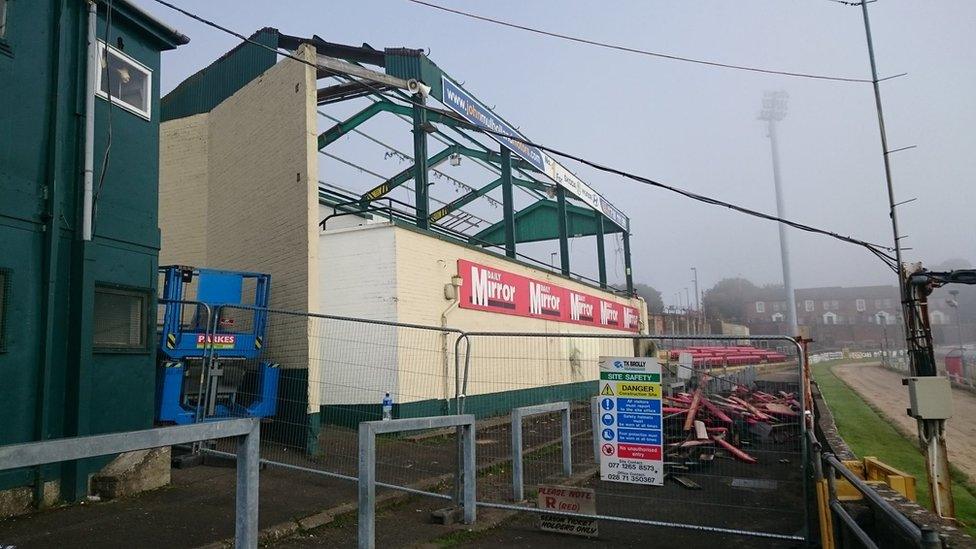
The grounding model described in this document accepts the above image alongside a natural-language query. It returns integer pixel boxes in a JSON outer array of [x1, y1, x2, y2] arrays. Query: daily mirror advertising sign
[[440, 77, 628, 231], [457, 259, 640, 332], [598, 357, 664, 486]]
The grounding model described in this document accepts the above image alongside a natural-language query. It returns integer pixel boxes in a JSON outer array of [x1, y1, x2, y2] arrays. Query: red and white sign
[[457, 260, 640, 332]]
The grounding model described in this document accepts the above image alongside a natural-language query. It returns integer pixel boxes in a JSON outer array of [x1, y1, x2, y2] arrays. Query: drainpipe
[[82, 0, 97, 240], [440, 275, 462, 405]]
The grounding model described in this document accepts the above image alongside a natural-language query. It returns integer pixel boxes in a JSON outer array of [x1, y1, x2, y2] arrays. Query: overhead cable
[[149, 0, 898, 267], [403, 0, 873, 84]]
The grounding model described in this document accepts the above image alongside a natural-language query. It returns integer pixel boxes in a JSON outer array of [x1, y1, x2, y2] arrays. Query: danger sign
[[536, 485, 598, 538], [598, 356, 664, 486]]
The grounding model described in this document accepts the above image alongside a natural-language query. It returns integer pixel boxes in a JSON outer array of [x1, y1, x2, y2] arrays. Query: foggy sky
[[142, 0, 976, 307]]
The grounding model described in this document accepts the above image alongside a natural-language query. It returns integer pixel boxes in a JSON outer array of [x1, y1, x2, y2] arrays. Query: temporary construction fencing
[[185, 305, 809, 544], [456, 332, 809, 542]]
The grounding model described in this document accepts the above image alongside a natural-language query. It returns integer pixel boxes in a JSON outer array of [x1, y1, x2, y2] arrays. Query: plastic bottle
[[382, 392, 393, 421]]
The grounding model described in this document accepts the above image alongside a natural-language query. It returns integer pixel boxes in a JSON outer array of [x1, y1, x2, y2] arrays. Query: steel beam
[[315, 54, 414, 90], [501, 148, 516, 258], [623, 230, 634, 294], [429, 178, 502, 223], [317, 101, 388, 149], [318, 101, 470, 150], [556, 186, 570, 276], [412, 95, 431, 229], [359, 146, 456, 206], [596, 212, 607, 288]]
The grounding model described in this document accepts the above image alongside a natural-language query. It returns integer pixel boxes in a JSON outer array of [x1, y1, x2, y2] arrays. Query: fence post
[[511, 408, 525, 501], [235, 421, 260, 549], [358, 422, 376, 549], [561, 405, 572, 477], [591, 396, 600, 464], [463, 421, 476, 524]]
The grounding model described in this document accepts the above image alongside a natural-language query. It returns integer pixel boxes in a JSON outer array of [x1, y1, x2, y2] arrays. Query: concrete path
[[833, 362, 976, 482]]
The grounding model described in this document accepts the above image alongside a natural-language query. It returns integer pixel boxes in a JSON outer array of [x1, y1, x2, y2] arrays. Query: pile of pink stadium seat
[[667, 346, 789, 367]]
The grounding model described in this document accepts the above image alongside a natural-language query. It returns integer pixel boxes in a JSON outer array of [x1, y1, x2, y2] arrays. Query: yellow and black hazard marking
[[601, 383, 615, 396], [430, 208, 447, 221], [166, 333, 177, 349], [365, 184, 390, 200], [255, 336, 263, 349]]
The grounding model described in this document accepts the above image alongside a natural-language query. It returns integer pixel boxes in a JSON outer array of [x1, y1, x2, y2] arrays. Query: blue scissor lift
[[156, 265, 280, 425]]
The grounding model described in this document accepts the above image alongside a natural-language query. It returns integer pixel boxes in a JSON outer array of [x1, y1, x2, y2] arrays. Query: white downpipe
[[82, 0, 98, 241]]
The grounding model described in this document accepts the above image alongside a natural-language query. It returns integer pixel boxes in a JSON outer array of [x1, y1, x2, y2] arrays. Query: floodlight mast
[[758, 91, 798, 338]]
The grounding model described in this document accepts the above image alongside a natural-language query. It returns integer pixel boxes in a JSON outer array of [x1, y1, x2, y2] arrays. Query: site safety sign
[[598, 357, 664, 486]]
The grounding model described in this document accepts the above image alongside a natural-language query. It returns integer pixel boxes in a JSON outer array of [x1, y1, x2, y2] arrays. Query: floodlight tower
[[759, 91, 798, 337]]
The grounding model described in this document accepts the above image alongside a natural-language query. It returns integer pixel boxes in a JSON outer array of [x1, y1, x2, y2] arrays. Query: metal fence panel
[[457, 332, 808, 541]]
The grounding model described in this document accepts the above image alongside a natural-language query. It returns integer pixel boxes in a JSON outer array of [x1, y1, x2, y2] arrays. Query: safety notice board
[[598, 357, 664, 486]]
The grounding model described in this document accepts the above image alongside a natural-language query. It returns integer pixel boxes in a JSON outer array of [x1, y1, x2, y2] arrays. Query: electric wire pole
[[859, 0, 955, 518]]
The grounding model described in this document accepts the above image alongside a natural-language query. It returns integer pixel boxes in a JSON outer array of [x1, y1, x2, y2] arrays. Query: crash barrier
[[188, 306, 810, 543], [358, 415, 476, 549], [456, 332, 809, 542], [511, 402, 572, 501], [0, 419, 261, 548]]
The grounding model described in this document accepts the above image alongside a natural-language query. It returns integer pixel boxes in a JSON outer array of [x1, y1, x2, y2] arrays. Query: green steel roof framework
[[302, 34, 634, 293]]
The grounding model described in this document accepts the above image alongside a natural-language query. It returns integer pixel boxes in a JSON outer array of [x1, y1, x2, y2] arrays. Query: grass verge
[[812, 360, 976, 536]]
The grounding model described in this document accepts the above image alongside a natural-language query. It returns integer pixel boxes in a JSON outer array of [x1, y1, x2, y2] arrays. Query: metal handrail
[[823, 452, 923, 543]]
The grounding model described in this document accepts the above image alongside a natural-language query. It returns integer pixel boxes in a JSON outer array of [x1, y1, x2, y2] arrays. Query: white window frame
[[96, 41, 152, 120], [771, 312, 784, 322], [0, 0, 8, 40], [823, 312, 838, 325], [755, 301, 765, 313], [856, 299, 866, 312], [804, 300, 814, 312]]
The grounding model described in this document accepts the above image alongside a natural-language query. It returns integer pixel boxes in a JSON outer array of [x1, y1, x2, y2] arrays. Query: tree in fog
[[632, 283, 664, 313], [702, 277, 760, 322]]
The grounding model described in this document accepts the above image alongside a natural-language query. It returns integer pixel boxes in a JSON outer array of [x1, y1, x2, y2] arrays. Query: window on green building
[[93, 286, 148, 350], [97, 40, 152, 120]]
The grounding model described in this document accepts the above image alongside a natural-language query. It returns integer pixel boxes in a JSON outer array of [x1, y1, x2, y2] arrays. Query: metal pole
[[596, 213, 607, 288], [412, 94, 430, 230], [859, 1, 907, 342], [358, 423, 376, 549], [622, 231, 634, 294], [764, 114, 798, 337], [510, 410, 525, 501], [556, 186, 570, 276], [235, 422, 260, 549], [861, 2, 954, 518], [501, 147, 516, 258]]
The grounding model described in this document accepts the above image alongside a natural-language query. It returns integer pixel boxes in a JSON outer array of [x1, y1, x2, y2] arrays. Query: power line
[[149, 0, 897, 267], [403, 0, 873, 84]]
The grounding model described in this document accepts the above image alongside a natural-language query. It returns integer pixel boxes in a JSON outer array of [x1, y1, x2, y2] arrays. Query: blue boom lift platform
[[156, 265, 280, 425]]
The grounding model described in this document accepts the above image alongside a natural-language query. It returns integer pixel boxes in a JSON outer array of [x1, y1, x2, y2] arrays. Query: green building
[[0, 0, 187, 510]]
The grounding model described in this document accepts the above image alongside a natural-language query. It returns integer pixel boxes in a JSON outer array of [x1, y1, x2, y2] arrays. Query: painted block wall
[[316, 223, 648, 409]]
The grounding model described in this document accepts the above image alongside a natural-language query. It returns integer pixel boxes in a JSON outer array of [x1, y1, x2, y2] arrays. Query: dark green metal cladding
[[161, 27, 276, 121], [470, 198, 623, 246], [0, 0, 182, 501], [384, 49, 445, 100]]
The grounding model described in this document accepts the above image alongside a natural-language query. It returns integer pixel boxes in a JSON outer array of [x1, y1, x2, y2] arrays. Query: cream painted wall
[[316, 223, 399, 406], [159, 46, 320, 417], [316, 223, 647, 405], [159, 112, 209, 267]]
